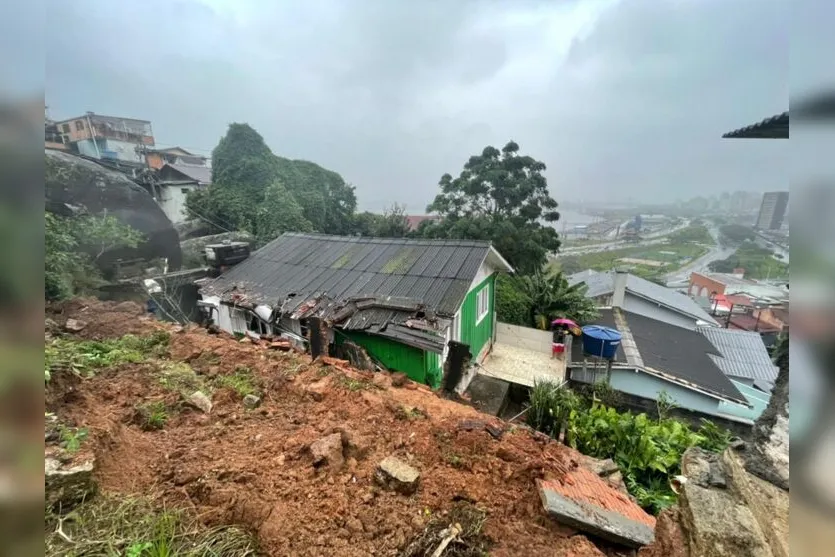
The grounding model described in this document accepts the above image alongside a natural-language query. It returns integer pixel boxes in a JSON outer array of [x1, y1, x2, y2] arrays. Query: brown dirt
[[46, 301, 643, 556]]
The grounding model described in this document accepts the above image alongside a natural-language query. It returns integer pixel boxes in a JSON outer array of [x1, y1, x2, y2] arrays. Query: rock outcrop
[[45, 150, 182, 272], [639, 447, 788, 557]]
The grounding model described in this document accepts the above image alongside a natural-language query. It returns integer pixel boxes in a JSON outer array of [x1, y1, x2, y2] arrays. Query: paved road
[[664, 225, 734, 286]]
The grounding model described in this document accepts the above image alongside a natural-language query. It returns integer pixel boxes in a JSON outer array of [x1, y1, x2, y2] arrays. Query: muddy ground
[[45, 299, 636, 556]]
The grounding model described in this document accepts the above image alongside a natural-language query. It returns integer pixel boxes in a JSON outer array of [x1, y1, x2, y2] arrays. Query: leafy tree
[[423, 141, 560, 273], [718, 224, 755, 247], [349, 204, 410, 238], [45, 212, 143, 300], [275, 158, 357, 235], [494, 273, 532, 326], [186, 123, 357, 242], [254, 182, 315, 243], [512, 269, 598, 329]]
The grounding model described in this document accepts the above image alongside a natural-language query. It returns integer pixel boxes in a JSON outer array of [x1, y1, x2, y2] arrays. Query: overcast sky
[[43, 0, 800, 212]]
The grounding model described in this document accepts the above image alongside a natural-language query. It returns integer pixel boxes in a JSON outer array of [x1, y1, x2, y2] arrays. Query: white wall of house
[[158, 183, 198, 224]]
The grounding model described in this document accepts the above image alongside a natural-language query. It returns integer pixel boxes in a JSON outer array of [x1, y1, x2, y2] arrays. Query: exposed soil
[[46, 300, 641, 556]]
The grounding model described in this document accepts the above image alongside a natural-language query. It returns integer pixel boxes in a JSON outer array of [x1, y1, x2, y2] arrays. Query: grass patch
[[214, 367, 258, 398], [45, 331, 170, 381], [158, 362, 207, 395], [395, 405, 427, 421], [45, 494, 258, 557], [135, 401, 169, 431], [337, 375, 373, 392]]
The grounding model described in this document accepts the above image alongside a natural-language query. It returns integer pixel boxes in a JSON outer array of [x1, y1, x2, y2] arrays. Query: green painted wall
[[459, 274, 495, 359], [337, 331, 443, 388]]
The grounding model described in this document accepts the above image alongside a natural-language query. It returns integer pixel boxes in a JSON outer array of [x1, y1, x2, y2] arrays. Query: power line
[[185, 206, 236, 234]]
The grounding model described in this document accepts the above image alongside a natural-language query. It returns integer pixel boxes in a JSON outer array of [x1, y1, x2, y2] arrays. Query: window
[[74, 120, 84, 131], [61, 123, 70, 133], [475, 286, 489, 324], [181, 188, 190, 195]]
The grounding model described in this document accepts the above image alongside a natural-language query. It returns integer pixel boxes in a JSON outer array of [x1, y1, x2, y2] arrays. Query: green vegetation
[[136, 401, 169, 431], [420, 141, 561, 274], [58, 425, 89, 454], [45, 495, 258, 557], [45, 331, 170, 382], [708, 242, 788, 279], [214, 367, 259, 398], [526, 381, 732, 514], [159, 362, 207, 395], [186, 123, 357, 245], [558, 237, 712, 283], [353, 203, 411, 238], [718, 224, 756, 247], [495, 269, 598, 329], [46, 212, 144, 301], [666, 224, 713, 245]]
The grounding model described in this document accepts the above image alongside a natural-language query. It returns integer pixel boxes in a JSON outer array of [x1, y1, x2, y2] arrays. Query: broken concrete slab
[[463, 374, 510, 416], [375, 456, 420, 495], [537, 476, 655, 548]]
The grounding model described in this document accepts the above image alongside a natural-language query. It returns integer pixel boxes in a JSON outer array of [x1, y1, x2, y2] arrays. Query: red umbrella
[[550, 318, 578, 328]]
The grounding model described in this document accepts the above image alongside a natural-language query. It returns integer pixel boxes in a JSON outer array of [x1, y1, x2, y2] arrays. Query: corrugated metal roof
[[722, 112, 789, 139], [697, 327, 778, 383], [567, 270, 719, 325], [164, 163, 212, 183], [202, 233, 494, 317]]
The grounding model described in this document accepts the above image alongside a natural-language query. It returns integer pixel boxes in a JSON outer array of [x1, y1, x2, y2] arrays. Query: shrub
[[526, 381, 732, 514]]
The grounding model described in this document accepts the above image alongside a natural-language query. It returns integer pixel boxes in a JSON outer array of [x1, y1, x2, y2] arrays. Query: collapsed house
[[197, 233, 513, 388]]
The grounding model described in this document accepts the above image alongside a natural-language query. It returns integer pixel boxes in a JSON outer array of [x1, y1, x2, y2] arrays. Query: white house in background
[[567, 268, 720, 330], [151, 164, 212, 224]]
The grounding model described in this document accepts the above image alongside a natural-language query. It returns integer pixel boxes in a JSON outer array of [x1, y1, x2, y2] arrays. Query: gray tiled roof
[[166, 163, 212, 184], [202, 233, 496, 317], [697, 327, 778, 383], [571, 309, 745, 403], [567, 270, 719, 325]]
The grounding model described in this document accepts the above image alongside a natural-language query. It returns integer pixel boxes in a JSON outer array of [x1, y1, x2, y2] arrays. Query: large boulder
[[45, 150, 182, 272]]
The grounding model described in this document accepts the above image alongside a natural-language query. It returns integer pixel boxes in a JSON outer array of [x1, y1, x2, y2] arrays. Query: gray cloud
[[46, 0, 791, 212]]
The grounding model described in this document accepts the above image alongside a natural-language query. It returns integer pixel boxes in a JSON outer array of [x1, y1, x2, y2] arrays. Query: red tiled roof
[[540, 467, 656, 529]]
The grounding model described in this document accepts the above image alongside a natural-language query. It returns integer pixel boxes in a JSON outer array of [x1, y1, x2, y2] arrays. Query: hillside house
[[568, 268, 719, 329], [198, 233, 513, 387], [567, 308, 759, 430]]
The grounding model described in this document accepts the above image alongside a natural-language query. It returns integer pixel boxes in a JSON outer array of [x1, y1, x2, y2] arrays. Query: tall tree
[[186, 123, 317, 242], [424, 141, 560, 273]]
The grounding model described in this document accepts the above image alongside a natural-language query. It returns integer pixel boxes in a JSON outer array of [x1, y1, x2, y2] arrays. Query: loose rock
[[390, 373, 409, 388], [374, 456, 420, 495], [64, 318, 87, 333], [310, 433, 345, 470], [186, 390, 213, 414], [243, 394, 261, 409], [45, 457, 96, 511]]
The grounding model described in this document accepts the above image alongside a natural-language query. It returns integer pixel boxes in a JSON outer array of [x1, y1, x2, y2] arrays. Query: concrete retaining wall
[[496, 322, 553, 354]]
